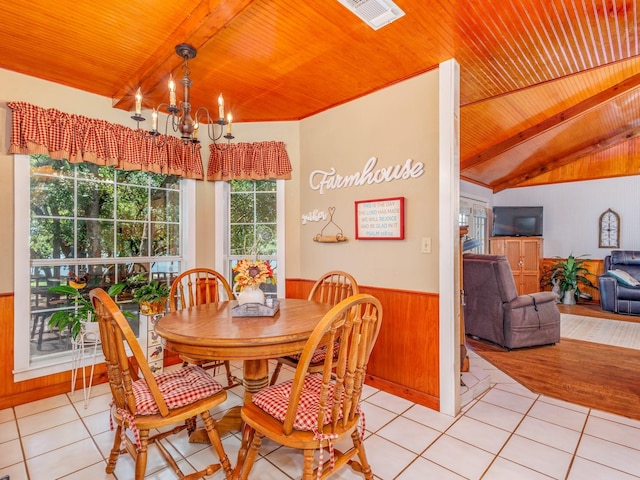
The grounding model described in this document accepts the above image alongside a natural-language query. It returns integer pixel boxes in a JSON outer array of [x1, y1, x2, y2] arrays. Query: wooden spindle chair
[[89, 288, 232, 480], [239, 293, 383, 480], [269, 270, 358, 385], [169, 268, 241, 389]]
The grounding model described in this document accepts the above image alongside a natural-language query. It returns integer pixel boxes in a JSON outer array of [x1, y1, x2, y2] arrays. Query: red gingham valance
[[207, 141, 292, 181], [7, 101, 204, 179]]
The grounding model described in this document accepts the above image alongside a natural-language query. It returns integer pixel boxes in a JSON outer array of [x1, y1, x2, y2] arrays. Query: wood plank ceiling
[[0, 0, 639, 191]]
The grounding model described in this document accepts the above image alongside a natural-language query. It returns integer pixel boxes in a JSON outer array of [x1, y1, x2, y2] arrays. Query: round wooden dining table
[[155, 298, 333, 441]]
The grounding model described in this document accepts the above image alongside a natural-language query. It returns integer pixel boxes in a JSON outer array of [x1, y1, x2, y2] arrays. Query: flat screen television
[[492, 206, 543, 237]]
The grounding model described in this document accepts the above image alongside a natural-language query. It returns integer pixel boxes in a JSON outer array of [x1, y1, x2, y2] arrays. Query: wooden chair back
[[169, 268, 233, 312], [308, 270, 359, 306], [284, 293, 382, 435], [90, 288, 169, 417]]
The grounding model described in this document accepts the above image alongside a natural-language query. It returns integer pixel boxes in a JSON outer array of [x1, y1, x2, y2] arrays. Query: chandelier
[[131, 44, 234, 150]]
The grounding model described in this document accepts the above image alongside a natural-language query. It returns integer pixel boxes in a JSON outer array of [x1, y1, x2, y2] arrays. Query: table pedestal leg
[[189, 359, 268, 444]]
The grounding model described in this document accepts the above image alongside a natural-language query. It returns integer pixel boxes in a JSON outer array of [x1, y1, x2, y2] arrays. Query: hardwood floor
[[466, 303, 640, 421]]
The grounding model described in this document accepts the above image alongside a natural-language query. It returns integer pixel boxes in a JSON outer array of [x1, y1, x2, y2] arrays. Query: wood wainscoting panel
[[285, 279, 440, 410]]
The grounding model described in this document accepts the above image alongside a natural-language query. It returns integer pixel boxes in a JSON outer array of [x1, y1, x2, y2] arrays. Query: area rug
[[561, 313, 640, 350]]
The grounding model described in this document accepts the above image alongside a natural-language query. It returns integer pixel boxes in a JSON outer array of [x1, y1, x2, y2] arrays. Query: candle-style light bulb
[[135, 88, 142, 115], [218, 93, 224, 119], [151, 109, 158, 131], [169, 74, 176, 107], [227, 113, 233, 134], [193, 121, 199, 140]]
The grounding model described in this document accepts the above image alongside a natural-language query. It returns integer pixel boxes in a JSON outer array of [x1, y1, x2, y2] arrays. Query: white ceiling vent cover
[[337, 0, 405, 30]]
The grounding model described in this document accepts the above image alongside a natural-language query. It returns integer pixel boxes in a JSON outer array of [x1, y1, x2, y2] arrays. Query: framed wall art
[[355, 197, 405, 240]]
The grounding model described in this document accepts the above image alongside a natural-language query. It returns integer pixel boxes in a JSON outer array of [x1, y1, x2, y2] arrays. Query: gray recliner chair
[[463, 254, 560, 349]]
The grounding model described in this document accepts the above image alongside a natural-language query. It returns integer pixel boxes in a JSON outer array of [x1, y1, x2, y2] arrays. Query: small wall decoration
[[355, 197, 405, 240], [599, 208, 620, 248], [314, 207, 348, 243]]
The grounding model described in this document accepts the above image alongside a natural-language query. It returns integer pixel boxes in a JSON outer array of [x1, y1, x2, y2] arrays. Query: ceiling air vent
[[337, 0, 405, 30]]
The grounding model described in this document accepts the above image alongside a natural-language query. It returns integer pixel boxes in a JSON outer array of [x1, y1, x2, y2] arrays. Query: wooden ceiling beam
[[490, 126, 640, 192], [111, 0, 256, 111], [460, 71, 640, 172]]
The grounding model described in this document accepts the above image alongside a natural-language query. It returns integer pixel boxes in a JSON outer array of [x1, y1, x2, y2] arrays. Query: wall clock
[[599, 208, 620, 248]]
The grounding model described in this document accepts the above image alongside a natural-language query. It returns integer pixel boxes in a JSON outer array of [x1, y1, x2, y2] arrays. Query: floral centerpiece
[[232, 259, 276, 305], [233, 259, 276, 288]]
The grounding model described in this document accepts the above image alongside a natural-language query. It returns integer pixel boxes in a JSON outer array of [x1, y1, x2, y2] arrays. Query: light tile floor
[[1, 351, 639, 480]]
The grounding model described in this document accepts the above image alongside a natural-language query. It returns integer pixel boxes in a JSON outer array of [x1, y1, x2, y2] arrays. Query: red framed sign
[[355, 197, 405, 240]]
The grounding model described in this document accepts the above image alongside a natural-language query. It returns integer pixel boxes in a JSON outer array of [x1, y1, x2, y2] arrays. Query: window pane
[[255, 180, 276, 192], [151, 261, 180, 285], [230, 180, 254, 192], [31, 176, 74, 217], [116, 221, 148, 256], [150, 173, 180, 189], [30, 218, 74, 259], [77, 162, 113, 181], [77, 180, 114, 219], [230, 192, 254, 223], [256, 225, 276, 255], [256, 192, 276, 223], [231, 224, 255, 255], [151, 223, 179, 256], [116, 185, 148, 220], [117, 169, 151, 186], [150, 189, 180, 222], [77, 219, 114, 258]]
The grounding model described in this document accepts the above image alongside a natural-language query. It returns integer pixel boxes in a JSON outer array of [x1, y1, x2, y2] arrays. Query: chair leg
[[239, 431, 263, 480], [269, 361, 283, 386], [135, 429, 150, 480], [201, 410, 233, 479], [302, 449, 316, 480], [351, 429, 373, 479], [106, 424, 122, 473], [223, 360, 240, 388]]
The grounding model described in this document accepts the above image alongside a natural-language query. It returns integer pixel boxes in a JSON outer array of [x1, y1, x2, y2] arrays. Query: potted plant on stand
[[548, 254, 597, 305], [131, 279, 170, 315]]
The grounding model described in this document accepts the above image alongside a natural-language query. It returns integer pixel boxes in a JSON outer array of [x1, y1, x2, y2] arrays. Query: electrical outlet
[[421, 237, 432, 254]]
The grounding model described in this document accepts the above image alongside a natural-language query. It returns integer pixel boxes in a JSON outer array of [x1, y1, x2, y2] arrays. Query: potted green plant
[[131, 279, 170, 315], [548, 254, 597, 305], [47, 282, 127, 339]]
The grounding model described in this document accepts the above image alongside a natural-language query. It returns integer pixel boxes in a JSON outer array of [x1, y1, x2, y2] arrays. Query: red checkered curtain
[[207, 141, 292, 181], [7, 102, 204, 179]]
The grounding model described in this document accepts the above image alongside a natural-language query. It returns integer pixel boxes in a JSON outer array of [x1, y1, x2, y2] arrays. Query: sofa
[[599, 250, 640, 315], [463, 253, 560, 349]]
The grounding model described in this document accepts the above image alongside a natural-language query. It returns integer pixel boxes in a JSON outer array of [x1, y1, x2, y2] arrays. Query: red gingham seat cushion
[[252, 375, 358, 431], [287, 340, 340, 364], [132, 365, 223, 415]]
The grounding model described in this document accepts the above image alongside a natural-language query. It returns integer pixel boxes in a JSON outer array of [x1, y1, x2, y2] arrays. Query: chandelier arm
[[133, 43, 236, 147]]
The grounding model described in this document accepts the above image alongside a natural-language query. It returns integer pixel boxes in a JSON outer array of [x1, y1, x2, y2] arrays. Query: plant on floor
[[547, 254, 597, 304]]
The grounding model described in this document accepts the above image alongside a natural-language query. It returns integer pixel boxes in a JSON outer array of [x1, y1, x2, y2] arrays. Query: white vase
[[236, 285, 265, 305], [562, 289, 576, 305]]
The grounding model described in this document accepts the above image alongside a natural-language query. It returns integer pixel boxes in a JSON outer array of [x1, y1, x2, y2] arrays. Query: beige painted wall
[[299, 71, 440, 291]]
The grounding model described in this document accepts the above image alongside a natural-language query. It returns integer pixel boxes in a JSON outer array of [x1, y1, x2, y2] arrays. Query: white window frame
[[214, 179, 285, 297], [13, 155, 196, 381], [460, 193, 489, 254]]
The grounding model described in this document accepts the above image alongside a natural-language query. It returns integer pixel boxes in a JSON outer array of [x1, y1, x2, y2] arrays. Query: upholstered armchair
[[599, 250, 640, 315], [463, 254, 560, 349]]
